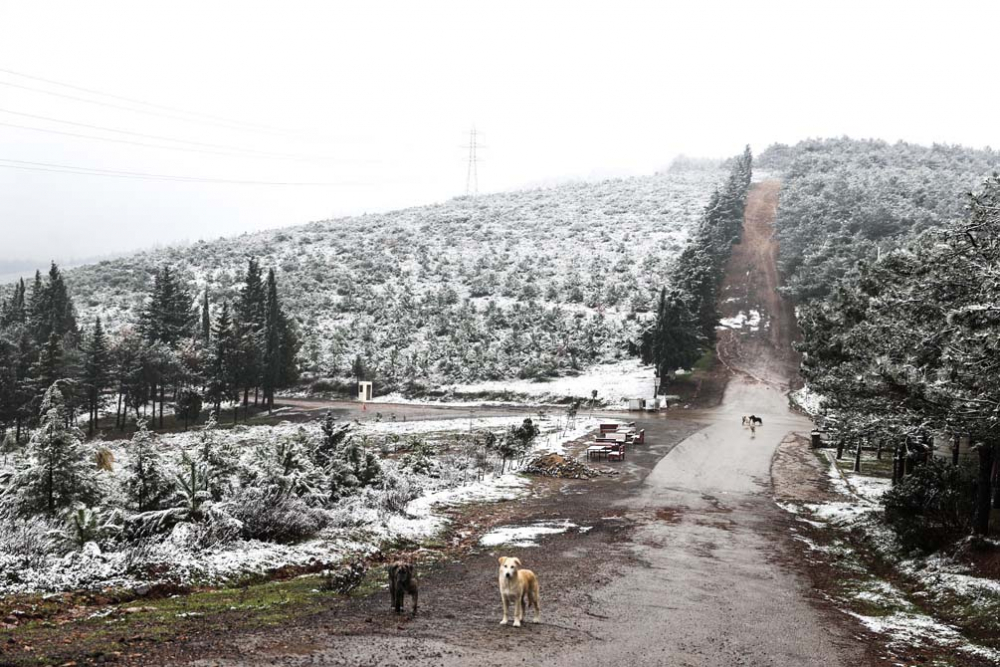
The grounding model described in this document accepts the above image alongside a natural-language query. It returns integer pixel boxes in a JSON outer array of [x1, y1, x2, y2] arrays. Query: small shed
[[627, 397, 645, 411], [357, 381, 373, 402]]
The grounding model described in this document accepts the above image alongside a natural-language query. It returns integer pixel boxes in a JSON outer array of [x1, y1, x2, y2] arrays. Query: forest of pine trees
[[0, 258, 299, 445], [797, 173, 1000, 542]]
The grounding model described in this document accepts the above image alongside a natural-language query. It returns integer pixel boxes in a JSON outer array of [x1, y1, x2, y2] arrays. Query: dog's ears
[[498, 556, 506, 565], [512, 557, 522, 567]]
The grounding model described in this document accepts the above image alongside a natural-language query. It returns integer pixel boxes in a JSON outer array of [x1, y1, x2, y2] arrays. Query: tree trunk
[[953, 433, 961, 466], [992, 455, 1000, 510], [159, 384, 165, 430], [876, 440, 882, 460], [973, 443, 994, 536], [853, 441, 863, 473]]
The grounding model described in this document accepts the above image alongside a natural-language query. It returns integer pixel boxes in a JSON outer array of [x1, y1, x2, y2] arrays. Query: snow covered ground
[[380, 359, 657, 408], [0, 414, 608, 596], [718, 309, 762, 331], [777, 449, 1000, 662], [479, 520, 582, 548]]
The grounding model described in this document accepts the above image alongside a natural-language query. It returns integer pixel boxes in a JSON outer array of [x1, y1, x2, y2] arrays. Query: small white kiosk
[[357, 381, 373, 402]]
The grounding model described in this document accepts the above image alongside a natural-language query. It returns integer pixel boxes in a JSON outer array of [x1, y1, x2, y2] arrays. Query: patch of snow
[[479, 520, 578, 548], [718, 310, 762, 331], [383, 359, 657, 408], [789, 385, 824, 416]]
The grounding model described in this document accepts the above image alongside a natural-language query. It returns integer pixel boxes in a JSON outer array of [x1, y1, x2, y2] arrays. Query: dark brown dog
[[388, 562, 418, 614]]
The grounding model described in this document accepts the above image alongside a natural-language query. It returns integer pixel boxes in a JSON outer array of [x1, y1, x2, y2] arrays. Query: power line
[[0, 119, 361, 162], [0, 66, 295, 134], [0, 107, 354, 162], [0, 79, 304, 138], [0, 157, 377, 186]]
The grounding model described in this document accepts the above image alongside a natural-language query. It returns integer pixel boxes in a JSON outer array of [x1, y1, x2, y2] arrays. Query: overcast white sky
[[1, 0, 998, 264]]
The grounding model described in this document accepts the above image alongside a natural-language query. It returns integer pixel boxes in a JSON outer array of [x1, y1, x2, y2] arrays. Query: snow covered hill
[[62, 167, 725, 392]]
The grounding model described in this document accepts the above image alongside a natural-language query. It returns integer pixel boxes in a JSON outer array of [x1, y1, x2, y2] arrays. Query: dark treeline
[[798, 174, 1000, 544], [0, 258, 299, 443], [639, 146, 753, 389]]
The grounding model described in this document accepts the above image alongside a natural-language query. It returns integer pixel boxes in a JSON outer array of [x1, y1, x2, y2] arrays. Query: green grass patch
[[2, 576, 336, 666]]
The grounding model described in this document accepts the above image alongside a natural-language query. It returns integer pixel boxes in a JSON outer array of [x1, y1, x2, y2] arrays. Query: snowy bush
[[0, 514, 58, 570], [884, 459, 977, 552], [372, 465, 424, 517], [322, 559, 367, 594], [228, 487, 327, 543]]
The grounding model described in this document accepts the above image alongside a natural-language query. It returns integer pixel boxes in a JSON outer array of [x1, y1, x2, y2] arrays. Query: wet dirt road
[[177, 182, 867, 667]]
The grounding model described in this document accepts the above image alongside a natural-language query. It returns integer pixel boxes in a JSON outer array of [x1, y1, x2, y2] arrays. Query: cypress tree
[[235, 258, 267, 408], [262, 269, 282, 412], [200, 289, 211, 342]]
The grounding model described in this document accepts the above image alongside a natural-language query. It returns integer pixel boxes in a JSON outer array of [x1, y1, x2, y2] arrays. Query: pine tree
[[32, 332, 66, 402], [28, 263, 78, 348], [207, 302, 239, 420], [141, 267, 193, 348], [81, 318, 110, 436], [6, 383, 101, 517], [123, 420, 174, 512], [0, 278, 26, 327]]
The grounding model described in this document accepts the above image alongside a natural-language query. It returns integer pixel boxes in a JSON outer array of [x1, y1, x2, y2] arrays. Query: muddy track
[[717, 180, 800, 390]]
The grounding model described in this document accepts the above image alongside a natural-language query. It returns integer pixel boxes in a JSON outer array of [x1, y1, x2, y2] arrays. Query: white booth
[[358, 381, 373, 402]]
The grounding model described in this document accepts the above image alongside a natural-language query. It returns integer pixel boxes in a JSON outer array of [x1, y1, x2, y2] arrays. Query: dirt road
[[162, 182, 872, 666]]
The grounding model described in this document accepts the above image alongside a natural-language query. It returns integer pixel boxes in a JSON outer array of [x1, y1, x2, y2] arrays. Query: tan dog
[[497, 556, 541, 627]]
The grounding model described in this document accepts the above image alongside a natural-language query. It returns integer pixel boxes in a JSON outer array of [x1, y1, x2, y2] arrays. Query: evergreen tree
[[28, 263, 78, 348], [5, 384, 101, 517], [207, 302, 239, 419], [640, 288, 704, 390], [0, 278, 26, 327], [200, 289, 211, 342], [32, 332, 66, 402], [234, 258, 267, 408], [261, 268, 299, 411], [140, 267, 193, 347], [123, 420, 174, 512], [81, 317, 110, 436]]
